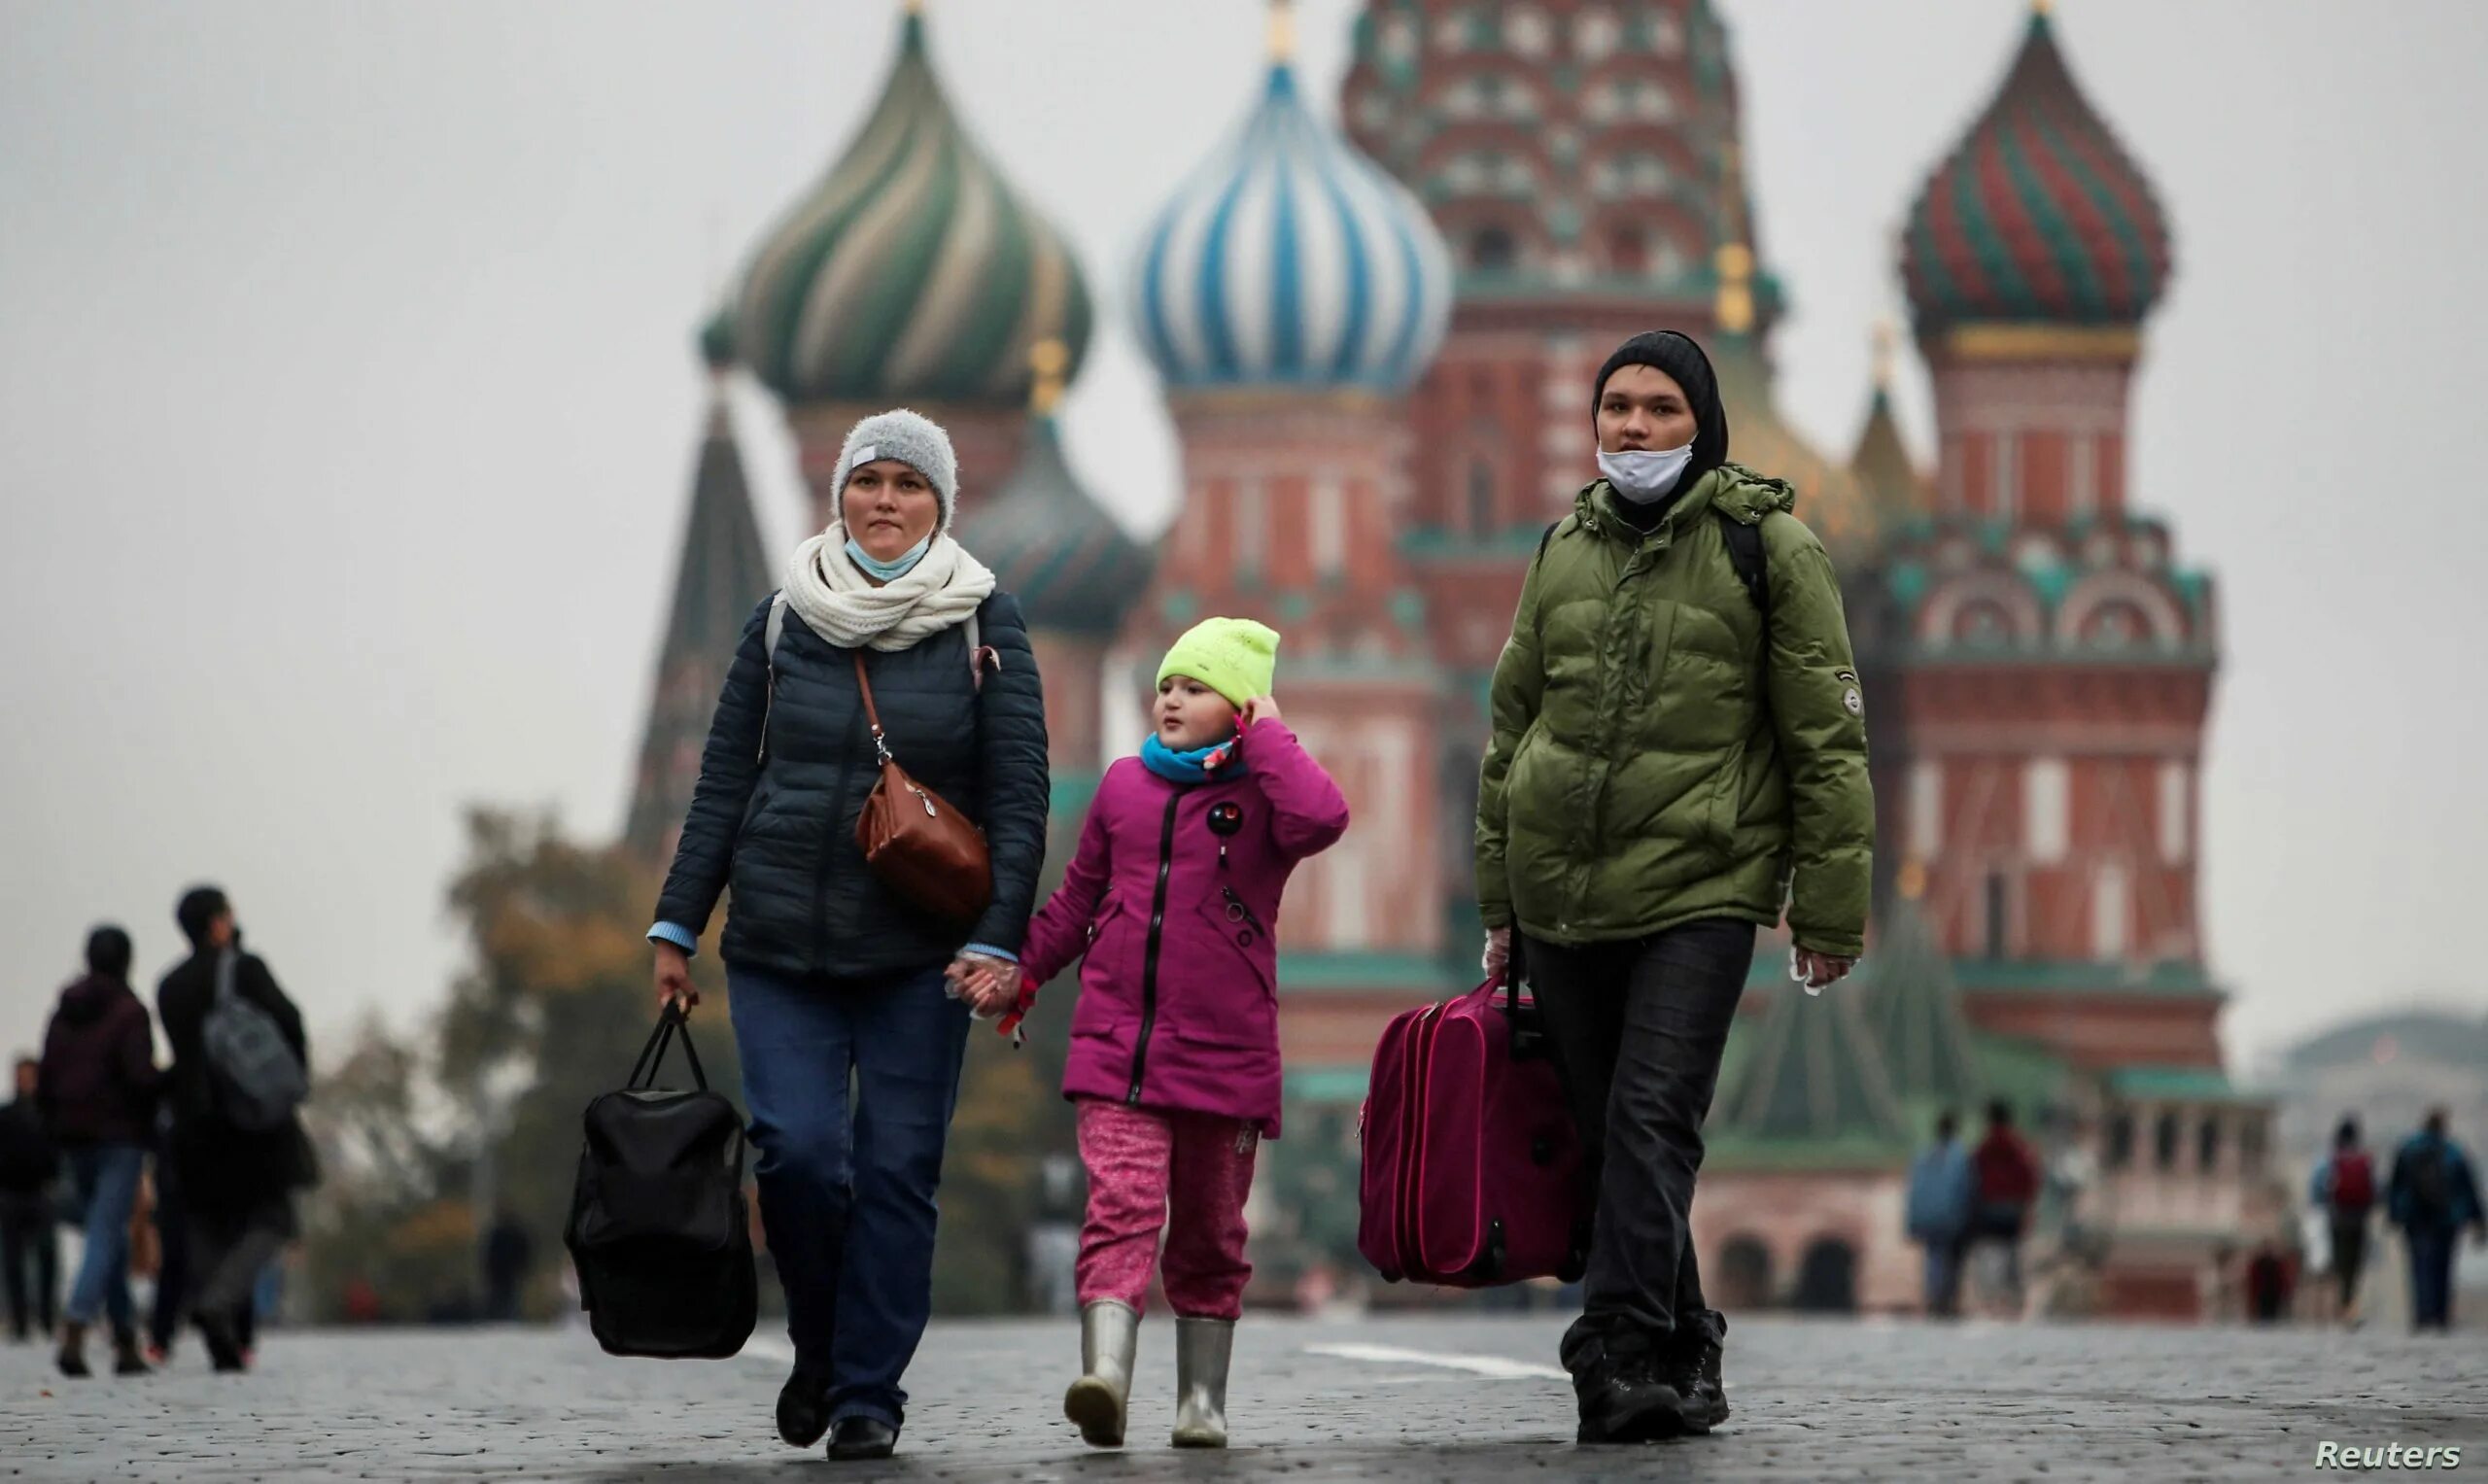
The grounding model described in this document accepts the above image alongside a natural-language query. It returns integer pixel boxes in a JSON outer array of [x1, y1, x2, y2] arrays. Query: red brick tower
[[1884, 5, 2223, 1073]]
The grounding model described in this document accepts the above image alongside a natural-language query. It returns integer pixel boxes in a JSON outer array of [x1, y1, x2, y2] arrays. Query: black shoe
[[827, 1416, 899, 1462], [776, 1366, 835, 1448], [198, 1317, 247, 1374], [1574, 1351, 1686, 1445], [1661, 1311, 1729, 1432], [55, 1323, 90, 1380]]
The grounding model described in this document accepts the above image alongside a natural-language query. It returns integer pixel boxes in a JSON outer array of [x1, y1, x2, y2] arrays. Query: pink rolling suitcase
[[1357, 971, 1588, 1287]]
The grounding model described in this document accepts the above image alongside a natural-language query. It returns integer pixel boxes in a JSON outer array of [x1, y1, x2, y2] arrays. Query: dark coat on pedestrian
[[0, 1095, 57, 1195], [35, 974, 160, 1147], [654, 591, 1051, 980], [156, 949, 317, 1212]]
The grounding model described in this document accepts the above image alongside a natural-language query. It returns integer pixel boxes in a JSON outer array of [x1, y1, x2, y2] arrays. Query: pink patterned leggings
[[1074, 1098, 1260, 1321]]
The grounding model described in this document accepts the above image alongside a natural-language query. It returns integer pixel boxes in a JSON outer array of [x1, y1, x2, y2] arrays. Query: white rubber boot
[[1062, 1299, 1139, 1448], [1170, 1317, 1234, 1448]]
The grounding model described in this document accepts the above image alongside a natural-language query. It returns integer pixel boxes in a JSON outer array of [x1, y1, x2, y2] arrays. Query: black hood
[[54, 973, 131, 1027], [1592, 329, 1732, 494]]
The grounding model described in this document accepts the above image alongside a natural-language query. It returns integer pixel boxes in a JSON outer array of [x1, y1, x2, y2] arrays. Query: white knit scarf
[[782, 525, 996, 651]]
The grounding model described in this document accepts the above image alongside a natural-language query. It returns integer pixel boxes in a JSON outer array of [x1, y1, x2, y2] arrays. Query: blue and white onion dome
[[1134, 58, 1452, 395]]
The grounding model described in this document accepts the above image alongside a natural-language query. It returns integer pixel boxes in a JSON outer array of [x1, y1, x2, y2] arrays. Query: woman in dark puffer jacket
[[648, 408, 1049, 1463]]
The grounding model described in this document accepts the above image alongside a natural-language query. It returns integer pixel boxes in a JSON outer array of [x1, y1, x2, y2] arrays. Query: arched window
[[2154, 1111, 2180, 1172], [1792, 1238, 1858, 1313], [1470, 226, 1516, 272], [1983, 872, 2010, 958], [1716, 1235, 1774, 1310], [2196, 1115, 2222, 1173], [2105, 1112, 2134, 1170]]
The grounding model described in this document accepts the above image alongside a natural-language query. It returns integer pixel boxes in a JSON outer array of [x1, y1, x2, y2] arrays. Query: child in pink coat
[[976, 617, 1347, 1450]]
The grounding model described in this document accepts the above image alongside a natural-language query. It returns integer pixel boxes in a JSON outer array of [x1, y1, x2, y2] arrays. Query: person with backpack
[[2386, 1108, 2485, 1332], [1969, 1100, 2041, 1315], [1, 1054, 63, 1346], [647, 410, 1050, 1463], [1905, 1110, 1977, 1318], [156, 886, 315, 1371], [36, 926, 161, 1377], [2308, 1116, 2379, 1325], [1474, 329, 1874, 1443]]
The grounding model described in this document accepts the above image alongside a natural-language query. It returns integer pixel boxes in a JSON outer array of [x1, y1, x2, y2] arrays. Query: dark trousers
[[1, 1192, 57, 1338], [2330, 1216, 2367, 1313], [187, 1197, 291, 1337], [1524, 919, 1754, 1375], [728, 960, 971, 1431], [150, 1191, 189, 1350], [2405, 1225, 2456, 1330]]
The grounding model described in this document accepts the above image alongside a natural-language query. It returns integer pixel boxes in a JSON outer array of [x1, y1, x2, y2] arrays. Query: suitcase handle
[[628, 1003, 711, 1092], [1499, 963, 1547, 1060]]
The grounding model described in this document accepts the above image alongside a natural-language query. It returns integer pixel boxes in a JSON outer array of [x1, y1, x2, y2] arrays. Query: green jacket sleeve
[[1762, 516, 1873, 958], [1474, 537, 1551, 930]]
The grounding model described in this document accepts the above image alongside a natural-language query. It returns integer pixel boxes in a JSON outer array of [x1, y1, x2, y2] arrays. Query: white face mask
[[1598, 441, 1697, 502]]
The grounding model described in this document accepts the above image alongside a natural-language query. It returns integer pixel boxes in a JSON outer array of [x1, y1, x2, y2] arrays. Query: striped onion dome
[[1902, 7, 2172, 328], [965, 412, 1153, 637], [728, 8, 1093, 407], [1134, 58, 1452, 395]]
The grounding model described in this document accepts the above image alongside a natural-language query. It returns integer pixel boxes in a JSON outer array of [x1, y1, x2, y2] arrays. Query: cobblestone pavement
[[3, 1314, 2481, 1481]]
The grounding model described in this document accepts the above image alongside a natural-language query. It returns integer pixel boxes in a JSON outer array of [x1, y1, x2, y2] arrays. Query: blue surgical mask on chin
[[1597, 440, 1697, 502], [846, 532, 932, 581]]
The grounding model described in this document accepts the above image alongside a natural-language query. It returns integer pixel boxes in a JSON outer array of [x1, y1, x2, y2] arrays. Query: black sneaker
[[776, 1366, 834, 1448], [827, 1416, 899, 1462], [1662, 1312, 1729, 1432], [1574, 1350, 1687, 1445]]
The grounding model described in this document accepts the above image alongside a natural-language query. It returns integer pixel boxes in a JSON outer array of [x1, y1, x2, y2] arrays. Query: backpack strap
[[1536, 519, 1562, 563], [215, 947, 238, 1004], [757, 591, 789, 765], [967, 606, 999, 693], [1715, 509, 1772, 624]]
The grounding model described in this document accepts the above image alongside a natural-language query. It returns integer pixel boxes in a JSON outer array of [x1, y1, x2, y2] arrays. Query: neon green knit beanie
[[1156, 617, 1281, 708]]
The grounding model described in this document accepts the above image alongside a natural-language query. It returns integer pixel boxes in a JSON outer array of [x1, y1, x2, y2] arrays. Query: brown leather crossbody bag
[[848, 650, 992, 925]]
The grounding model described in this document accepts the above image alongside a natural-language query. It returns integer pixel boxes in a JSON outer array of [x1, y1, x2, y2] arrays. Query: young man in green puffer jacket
[[1475, 329, 1874, 1444]]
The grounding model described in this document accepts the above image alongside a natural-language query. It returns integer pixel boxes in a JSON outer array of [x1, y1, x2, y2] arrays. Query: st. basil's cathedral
[[625, 0, 2279, 1319]]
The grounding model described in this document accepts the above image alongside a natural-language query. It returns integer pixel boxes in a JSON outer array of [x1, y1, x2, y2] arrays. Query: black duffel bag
[[564, 1005, 756, 1359]]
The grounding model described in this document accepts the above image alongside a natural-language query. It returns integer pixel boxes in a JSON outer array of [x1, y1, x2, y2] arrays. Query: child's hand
[[1240, 695, 1282, 728]]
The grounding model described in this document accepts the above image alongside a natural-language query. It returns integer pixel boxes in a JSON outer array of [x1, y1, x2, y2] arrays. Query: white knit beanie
[[834, 408, 961, 531]]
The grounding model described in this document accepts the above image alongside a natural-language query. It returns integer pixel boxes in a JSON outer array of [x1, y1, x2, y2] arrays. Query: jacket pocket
[[1182, 891, 1278, 1046], [1702, 742, 1745, 860]]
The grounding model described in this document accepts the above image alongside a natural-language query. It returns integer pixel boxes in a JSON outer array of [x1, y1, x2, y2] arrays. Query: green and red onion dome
[[725, 9, 1092, 407], [1901, 8, 2172, 328]]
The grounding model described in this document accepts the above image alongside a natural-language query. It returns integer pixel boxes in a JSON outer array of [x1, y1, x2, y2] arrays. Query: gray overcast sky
[[4, 1, 2483, 1070]]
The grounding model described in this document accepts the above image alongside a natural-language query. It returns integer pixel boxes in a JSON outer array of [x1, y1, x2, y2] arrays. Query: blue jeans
[[728, 961, 971, 1430], [1922, 1238, 1966, 1316], [65, 1144, 145, 1329], [2406, 1225, 2457, 1329]]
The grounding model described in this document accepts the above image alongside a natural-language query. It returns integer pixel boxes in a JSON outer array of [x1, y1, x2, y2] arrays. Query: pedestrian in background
[[2386, 1107, 2485, 1332], [2308, 1115, 2378, 1327], [144, 1102, 188, 1363], [999, 617, 1349, 1451], [1474, 329, 1875, 1444], [481, 1207, 533, 1323], [157, 886, 317, 1371], [0, 1054, 61, 1343], [648, 409, 1051, 1464], [1969, 1100, 2040, 1318], [1904, 1109, 1975, 1318], [37, 925, 161, 1377]]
